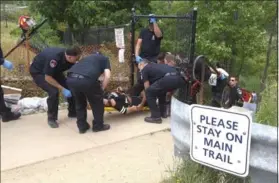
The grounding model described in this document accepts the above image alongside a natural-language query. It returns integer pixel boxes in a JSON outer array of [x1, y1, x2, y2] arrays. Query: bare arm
[[137, 90, 146, 108], [153, 23, 162, 38], [45, 75, 64, 90], [135, 39, 142, 57], [102, 69, 111, 90]]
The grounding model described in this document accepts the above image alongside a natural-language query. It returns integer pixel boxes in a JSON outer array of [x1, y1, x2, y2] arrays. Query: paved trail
[[1, 110, 176, 183]]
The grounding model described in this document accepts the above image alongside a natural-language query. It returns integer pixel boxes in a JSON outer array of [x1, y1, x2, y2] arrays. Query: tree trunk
[[237, 51, 245, 77], [260, 29, 274, 92]]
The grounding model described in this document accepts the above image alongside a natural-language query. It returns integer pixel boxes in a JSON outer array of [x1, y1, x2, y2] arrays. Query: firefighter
[[66, 53, 111, 134], [157, 52, 166, 64], [132, 14, 164, 97], [0, 46, 21, 122], [29, 46, 81, 128], [138, 59, 185, 123], [135, 14, 163, 63]]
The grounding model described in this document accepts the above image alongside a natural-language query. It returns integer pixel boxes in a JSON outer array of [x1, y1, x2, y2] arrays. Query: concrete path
[[1, 110, 175, 183]]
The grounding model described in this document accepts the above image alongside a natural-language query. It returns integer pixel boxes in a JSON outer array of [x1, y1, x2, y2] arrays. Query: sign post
[[189, 104, 252, 177]]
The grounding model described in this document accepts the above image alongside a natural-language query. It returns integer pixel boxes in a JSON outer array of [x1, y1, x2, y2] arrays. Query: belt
[[165, 72, 180, 77], [68, 73, 85, 79]]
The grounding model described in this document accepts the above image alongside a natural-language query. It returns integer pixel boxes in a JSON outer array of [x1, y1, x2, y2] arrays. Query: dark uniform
[[29, 47, 76, 124], [132, 27, 164, 96], [229, 84, 243, 107], [138, 28, 163, 63], [66, 54, 111, 133], [0, 47, 21, 122], [141, 63, 185, 123], [104, 92, 146, 114]]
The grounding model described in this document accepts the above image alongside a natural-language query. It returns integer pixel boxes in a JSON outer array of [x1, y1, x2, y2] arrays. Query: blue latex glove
[[149, 14, 156, 23], [3, 60, 13, 70], [62, 88, 72, 98], [135, 56, 143, 63]]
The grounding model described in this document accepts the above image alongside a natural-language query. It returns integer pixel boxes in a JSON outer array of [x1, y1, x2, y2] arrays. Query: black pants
[[146, 75, 185, 118], [211, 92, 222, 108], [30, 73, 76, 120], [66, 76, 104, 130], [0, 84, 10, 114], [144, 56, 158, 63]]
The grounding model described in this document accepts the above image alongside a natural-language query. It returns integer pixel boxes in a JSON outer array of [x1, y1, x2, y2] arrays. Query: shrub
[[256, 78, 278, 126]]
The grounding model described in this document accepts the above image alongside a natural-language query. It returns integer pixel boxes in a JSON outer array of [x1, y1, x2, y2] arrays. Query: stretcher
[[104, 106, 150, 112]]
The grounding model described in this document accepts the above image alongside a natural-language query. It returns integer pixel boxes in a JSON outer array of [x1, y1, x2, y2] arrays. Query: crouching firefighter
[[137, 59, 186, 123], [103, 87, 147, 114]]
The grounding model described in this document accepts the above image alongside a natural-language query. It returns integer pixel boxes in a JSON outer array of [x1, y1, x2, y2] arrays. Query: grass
[[1, 21, 37, 78], [256, 78, 278, 126], [161, 158, 251, 183]]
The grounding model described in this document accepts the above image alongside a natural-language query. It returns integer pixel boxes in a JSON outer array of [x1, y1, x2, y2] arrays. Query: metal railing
[[170, 96, 278, 183]]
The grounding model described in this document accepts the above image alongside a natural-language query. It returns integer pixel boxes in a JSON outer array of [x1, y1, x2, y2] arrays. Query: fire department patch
[[50, 60, 57, 68]]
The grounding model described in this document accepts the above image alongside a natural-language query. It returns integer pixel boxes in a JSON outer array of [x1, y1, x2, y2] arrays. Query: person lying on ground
[[103, 87, 147, 114]]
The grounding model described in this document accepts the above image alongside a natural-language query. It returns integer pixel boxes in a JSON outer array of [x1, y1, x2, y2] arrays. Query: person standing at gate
[[132, 14, 163, 96], [0, 46, 21, 122], [29, 46, 81, 128], [66, 53, 111, 134], [135, 14, 163, 63], [138, 59, 185, 123]]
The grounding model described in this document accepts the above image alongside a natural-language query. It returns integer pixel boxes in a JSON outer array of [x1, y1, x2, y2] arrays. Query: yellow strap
[[104, 107, 150, 112]]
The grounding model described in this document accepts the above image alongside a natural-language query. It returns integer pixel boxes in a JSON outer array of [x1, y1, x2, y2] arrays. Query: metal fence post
[[130, 8, 136, 87], [186, 8, 198, 104]]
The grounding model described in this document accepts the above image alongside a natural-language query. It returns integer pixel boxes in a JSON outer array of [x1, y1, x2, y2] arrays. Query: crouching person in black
[[138, 59, 185, 123], [29, 46, 81, 128], [66, 53, 111, 134]]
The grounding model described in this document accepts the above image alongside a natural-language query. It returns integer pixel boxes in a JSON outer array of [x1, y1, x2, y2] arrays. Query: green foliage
[[256, 78, 278, 126], [2, 7, 29, 22], [162, 159, 251, 183], [29, 0, 151, 31], [150, 1, 277, 77], [9, 26, 21, 37]]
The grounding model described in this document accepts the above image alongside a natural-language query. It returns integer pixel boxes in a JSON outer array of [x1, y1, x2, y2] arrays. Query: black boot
[[48, 119, 59, 128], [144, 117, 162, 124], [2, 111, 21, 122], [92, 124, 110, 132], [79, 122, 90, 134]]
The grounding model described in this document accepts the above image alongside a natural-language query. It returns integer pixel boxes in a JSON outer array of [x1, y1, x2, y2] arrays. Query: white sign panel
[[118, 48, 125, 63], [114, 28, 125, 48], [190, 104, 252, 177]]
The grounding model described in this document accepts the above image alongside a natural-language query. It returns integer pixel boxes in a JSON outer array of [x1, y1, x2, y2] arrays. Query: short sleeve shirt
[[68, 54, 111, 80], [30, 47, 74, 76], [141, 63, 176, 84], [139, 28, 163, 58]]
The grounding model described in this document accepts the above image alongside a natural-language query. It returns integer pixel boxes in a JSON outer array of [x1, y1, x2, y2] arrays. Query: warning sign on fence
[[189, 105, 252, 177], [114, 28, 125, 48]]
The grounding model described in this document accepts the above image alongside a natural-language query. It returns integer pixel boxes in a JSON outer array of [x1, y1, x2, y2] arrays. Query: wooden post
[[25, 33, 30, 74]]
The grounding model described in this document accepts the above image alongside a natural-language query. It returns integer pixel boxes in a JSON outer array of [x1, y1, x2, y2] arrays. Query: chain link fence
[[62, 24, 132, 91]]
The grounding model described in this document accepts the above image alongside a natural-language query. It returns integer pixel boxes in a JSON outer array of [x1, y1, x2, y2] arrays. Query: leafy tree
[[29, 0, 151, 30]]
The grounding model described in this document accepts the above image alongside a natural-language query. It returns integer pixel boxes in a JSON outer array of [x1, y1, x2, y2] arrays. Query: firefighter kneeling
[[137, 59, 186, 124]]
